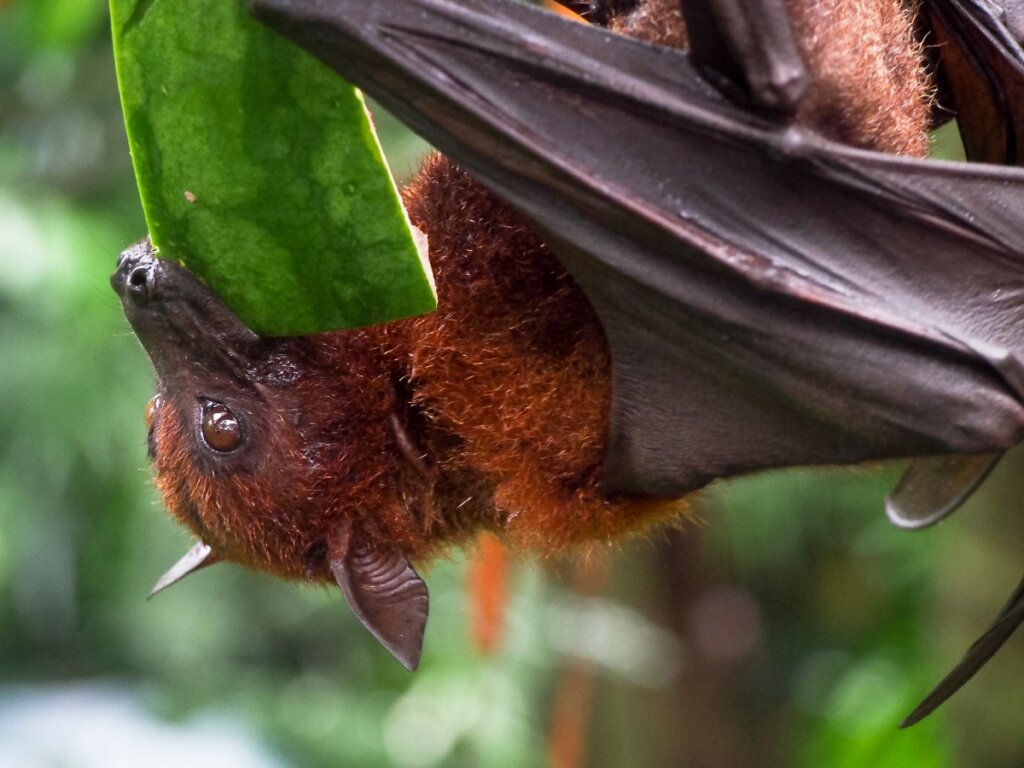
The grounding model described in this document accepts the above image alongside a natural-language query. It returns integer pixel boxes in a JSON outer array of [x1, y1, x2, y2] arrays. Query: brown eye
[[145, 395, 160, 430], [201, 402, 242, 453]]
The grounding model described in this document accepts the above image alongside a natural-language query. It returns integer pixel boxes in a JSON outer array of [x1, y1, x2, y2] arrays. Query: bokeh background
[[1, 1, 1022, 766]]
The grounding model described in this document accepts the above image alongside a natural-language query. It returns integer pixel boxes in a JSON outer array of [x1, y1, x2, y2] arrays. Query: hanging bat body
[[113, 0, 1024, 723]]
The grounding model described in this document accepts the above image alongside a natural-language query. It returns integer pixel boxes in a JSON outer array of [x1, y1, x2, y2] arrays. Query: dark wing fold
[[924, 0, 1024, 163], [249, 0, 1024, 497], [901, 1, 1024, 527]]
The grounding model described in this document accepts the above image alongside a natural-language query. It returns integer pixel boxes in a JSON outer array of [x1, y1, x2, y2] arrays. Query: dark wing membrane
[[249, 0, 1024, 497], [925, 0, 1024, 163], [892, 0, 1024, 526]]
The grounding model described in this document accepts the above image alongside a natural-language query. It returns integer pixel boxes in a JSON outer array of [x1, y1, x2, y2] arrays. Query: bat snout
[[125, 262, 156, 306], [112, 238, 267, 387], [111, 240, 163, 308], [111, 240, 226, 322]]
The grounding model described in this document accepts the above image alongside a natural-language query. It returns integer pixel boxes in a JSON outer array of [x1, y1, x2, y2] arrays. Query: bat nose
[[111, 240, 159, 305], [126, 263, 155, 305]]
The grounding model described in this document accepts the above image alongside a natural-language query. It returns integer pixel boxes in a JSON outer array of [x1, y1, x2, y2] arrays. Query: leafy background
[[0, 1, 1021, 766]]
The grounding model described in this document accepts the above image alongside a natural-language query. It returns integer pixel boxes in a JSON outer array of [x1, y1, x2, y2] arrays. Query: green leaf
[[109, 0, 436, 336]]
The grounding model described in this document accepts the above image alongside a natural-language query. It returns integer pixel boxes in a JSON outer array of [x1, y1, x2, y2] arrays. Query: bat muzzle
[[112, 240, 264, 386], [112, 247, 158, 308], [111, 241, 180, 312]]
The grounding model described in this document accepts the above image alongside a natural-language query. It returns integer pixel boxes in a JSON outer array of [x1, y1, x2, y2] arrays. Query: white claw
[[148, 541, 219, 599]]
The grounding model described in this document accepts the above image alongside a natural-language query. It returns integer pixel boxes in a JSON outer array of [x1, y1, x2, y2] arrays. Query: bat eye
[[145, 395, 160, 430], [200, 402, 243, 453]]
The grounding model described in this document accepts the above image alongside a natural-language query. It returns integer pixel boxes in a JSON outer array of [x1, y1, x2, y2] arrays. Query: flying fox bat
[[243, 0, 1024, 720], [113, 0, 1024, 725]]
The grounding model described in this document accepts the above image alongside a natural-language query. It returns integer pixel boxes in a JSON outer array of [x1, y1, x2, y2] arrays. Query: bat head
[[112, 240, 430, 670]]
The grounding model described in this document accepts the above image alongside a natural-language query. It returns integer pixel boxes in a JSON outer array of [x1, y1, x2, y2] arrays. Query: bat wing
[[684, 0, 1024, 524], [886, 0, 1024, 526], [924, 0, 1024, 163], [248, 0, 1024, 498]]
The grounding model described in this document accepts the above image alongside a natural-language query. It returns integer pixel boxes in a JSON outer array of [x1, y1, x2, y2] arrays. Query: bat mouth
[[111, 240, 264, 384]]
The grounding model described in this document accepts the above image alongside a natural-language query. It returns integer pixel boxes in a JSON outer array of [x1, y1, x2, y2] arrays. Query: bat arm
[[680, 0, 808, 116]]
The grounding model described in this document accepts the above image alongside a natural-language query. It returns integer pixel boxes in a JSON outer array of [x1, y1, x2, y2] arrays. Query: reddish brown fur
[[386, 156, 684, 553], [149, 0, 934, 579], [790, 0, 932, 155]]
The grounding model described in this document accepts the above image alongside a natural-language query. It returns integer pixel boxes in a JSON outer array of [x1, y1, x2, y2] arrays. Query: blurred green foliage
[[0, 2, 1021, 767]]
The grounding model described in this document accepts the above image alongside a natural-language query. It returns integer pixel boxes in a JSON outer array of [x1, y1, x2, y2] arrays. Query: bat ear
[[329, 522, 429, 671]]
